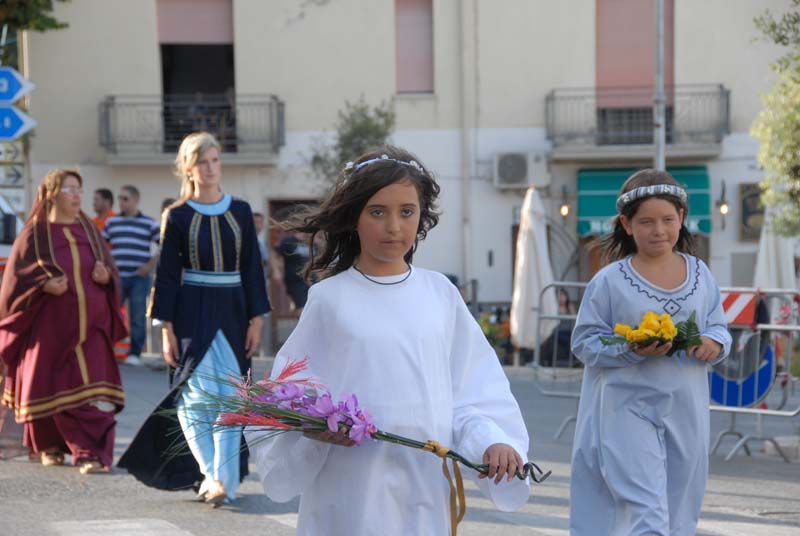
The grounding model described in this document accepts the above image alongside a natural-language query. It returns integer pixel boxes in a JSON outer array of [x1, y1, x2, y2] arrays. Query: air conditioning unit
[[492, 152, 550, 189]]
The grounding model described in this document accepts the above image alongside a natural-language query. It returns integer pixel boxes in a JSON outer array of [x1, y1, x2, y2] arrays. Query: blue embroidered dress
[[119, 194, 269, 498], [569, 254, 731, 536]]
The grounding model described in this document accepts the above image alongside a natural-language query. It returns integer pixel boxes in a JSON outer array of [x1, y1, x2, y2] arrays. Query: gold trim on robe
[[63, 227, 90, 385]]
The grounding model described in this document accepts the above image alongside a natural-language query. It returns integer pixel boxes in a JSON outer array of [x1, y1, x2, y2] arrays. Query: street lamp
[[559, 185, 570, 224], [716, 180, 729, 230]]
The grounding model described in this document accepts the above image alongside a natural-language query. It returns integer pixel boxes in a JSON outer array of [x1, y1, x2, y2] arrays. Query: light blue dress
[[569, 253, 731, 536]]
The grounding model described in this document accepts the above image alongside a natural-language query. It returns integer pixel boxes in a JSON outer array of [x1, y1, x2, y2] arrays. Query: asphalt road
[[1, 358, 799, 535]]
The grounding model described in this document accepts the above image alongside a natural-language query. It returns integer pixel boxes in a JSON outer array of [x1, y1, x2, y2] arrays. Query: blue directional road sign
[[0, 106, 37, 141], [0, 67, 36, 103]]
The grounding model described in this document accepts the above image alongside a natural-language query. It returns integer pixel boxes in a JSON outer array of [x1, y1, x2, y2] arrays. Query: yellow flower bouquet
[[600, 311, 701, 356]]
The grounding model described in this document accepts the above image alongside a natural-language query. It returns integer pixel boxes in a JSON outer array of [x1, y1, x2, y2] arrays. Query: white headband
[[344, 154, 425, 174], [616, 184, 688, 212]]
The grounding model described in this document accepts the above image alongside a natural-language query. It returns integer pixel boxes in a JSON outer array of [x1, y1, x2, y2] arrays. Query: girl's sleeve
[[700, 263, 732, 365], [571, 275, 647, 368], [244, 286, 331, 502], [449, 287, 531, 512], [148, 210, 181, 322], [238, 202, 269, 319]]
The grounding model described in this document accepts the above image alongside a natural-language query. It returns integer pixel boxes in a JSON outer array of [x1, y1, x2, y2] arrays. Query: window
[[595, 0, 674, 145], [395, 0, 434, 93], [157, 0, 236, 151]]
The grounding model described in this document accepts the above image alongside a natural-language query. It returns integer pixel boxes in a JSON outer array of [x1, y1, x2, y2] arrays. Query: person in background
[[92, 188, 115, 231], [118, 132, 269, 506], [102, 185, 160, 367], [273, 230, 312, 313], [253, 212, 269, 267], [0, 169, 126, 473], [253, 212, 272, 355]]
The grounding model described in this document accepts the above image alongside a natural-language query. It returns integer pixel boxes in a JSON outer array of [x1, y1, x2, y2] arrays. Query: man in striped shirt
[[102, 185, 160, 367]]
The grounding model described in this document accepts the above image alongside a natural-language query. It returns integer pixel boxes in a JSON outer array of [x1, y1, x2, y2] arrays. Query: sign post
[[0, 65, 35, 216]]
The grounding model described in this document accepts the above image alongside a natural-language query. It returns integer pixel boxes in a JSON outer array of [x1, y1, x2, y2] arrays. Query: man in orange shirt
[[92, 188, 115, 230]]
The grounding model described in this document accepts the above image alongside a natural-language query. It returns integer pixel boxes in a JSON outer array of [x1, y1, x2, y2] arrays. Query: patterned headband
[[344, 154, 425, 174], [616, 184, 688, 212]]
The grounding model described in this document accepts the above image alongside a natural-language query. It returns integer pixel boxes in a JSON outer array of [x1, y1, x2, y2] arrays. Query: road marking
[[265, 513, 298, 528], [50, 519, 195, 536], [698, 520, 800, 536]]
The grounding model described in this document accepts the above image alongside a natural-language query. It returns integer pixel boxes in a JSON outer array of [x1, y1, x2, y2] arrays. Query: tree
[[0, 0, 68, 66], [310, 96, 396, 185], [752, 0, 800, 236]]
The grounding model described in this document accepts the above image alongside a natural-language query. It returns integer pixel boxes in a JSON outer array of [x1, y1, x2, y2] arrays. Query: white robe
[[246, 267, 530, 535], [569, 254, 731, 536]]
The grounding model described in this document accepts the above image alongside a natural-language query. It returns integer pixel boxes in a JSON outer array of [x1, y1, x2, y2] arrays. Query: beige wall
[[675, 0, 784, 133], [28, 0, 162, 164], [234, 0, 396, 131]]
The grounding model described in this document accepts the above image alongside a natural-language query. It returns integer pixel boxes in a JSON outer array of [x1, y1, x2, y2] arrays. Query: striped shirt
[[102, 212, 160, 277]]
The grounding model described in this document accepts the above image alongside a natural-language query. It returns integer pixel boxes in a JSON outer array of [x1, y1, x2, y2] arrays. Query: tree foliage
[[0, 0, 68, 66], [310, 96, 395, 185], [752, 0, 800, 236]]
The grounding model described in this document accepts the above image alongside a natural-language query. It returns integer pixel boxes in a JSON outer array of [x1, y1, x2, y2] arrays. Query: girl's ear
[[678, 207, 685, 225], [619, 214, 634, 236]]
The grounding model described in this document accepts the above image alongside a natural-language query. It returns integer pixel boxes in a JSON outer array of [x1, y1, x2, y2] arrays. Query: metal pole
[[19, 30, 32, 216], [654, 0, 666, 170]]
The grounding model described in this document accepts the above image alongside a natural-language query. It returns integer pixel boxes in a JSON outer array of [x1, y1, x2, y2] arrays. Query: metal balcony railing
[[545, 84, 730, 148], [99, 93, 285, 160]]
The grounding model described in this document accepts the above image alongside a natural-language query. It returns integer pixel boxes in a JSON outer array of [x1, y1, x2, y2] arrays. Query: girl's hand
[[245, 316, 262, 358], [161, 322, 179, 368], [687, 336, 722, 362], [91, 261, 110, 285], [633, 340, 672, 357], [42, 276, 68, 296], [304, 427, 355, 447], [481, 443, 524, 484]]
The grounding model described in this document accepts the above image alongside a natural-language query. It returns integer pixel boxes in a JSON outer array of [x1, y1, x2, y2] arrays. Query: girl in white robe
[[246, 146, 532, 535], [569, 169, 731, 536]]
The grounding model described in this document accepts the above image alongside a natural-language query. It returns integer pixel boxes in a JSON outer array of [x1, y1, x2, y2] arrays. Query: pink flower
[[305, 393, 342, 432], [348, 409, 376, 444], [272, 383, 304, 401]]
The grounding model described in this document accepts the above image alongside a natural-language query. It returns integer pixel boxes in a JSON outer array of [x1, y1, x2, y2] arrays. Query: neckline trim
[[625, 253, 691, 294], [187, 194, 231, 216]]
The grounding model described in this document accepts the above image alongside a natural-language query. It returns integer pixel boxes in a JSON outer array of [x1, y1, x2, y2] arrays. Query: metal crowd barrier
[[529, 281, 587, 440], [709, 287, 800, 463]]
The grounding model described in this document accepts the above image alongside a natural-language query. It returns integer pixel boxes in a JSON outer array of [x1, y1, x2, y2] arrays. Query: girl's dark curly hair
[[599, 168, 696, 264], [289, 145, 441, 282]]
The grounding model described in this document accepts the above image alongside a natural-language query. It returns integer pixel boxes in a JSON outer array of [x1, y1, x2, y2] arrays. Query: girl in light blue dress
[[569, 169, 731, 536]]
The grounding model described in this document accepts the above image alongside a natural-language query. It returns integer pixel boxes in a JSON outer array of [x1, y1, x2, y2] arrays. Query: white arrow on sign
[[0, 142, 23, 163], [0, 165, 24, 186], [0, 67, 36, 103], [0, 105, 37, 142]]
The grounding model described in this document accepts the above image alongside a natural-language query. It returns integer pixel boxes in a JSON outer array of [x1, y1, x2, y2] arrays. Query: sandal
[[78, 460, 107, 474], [40, 451, 64, 466], [203, 480, 227, 507]]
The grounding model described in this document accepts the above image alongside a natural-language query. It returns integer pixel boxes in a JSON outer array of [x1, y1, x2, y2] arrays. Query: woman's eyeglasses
[[60, 186, 83, 195]]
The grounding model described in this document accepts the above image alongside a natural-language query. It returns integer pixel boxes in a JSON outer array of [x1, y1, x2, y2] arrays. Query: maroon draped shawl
[[0, 182, 127, 422]]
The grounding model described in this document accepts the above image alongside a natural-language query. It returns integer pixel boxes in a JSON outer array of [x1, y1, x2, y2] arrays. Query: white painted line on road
[[50, 519, 195, 536], [265, 513, 299, 528], [698, 520, 800, 536]]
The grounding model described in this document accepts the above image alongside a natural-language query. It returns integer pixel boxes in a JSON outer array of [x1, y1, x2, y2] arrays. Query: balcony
[[545, 84, 730, 161], [99, 93, 285, 165]]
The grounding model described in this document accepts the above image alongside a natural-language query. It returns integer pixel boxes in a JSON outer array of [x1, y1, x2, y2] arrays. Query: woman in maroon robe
[[0, 169, 126, 473]]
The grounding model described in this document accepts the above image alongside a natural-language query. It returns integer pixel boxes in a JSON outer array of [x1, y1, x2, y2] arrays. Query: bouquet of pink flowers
[[211, 357, 551, 483]]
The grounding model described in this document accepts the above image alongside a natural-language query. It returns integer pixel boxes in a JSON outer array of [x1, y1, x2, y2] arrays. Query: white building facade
[[22, 0, 785, 302]]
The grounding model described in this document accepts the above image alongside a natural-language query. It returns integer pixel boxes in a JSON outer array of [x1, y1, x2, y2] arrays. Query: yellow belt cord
[[423, 440, 466, 536]]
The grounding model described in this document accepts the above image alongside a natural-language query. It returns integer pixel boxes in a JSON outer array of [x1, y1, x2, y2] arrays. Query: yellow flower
[[659, 313, 672, 322], [614, 323, 633, 337], [627, 328, 657, 343], [640, 312, 661, 332], [658, 324, 678, 341]]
